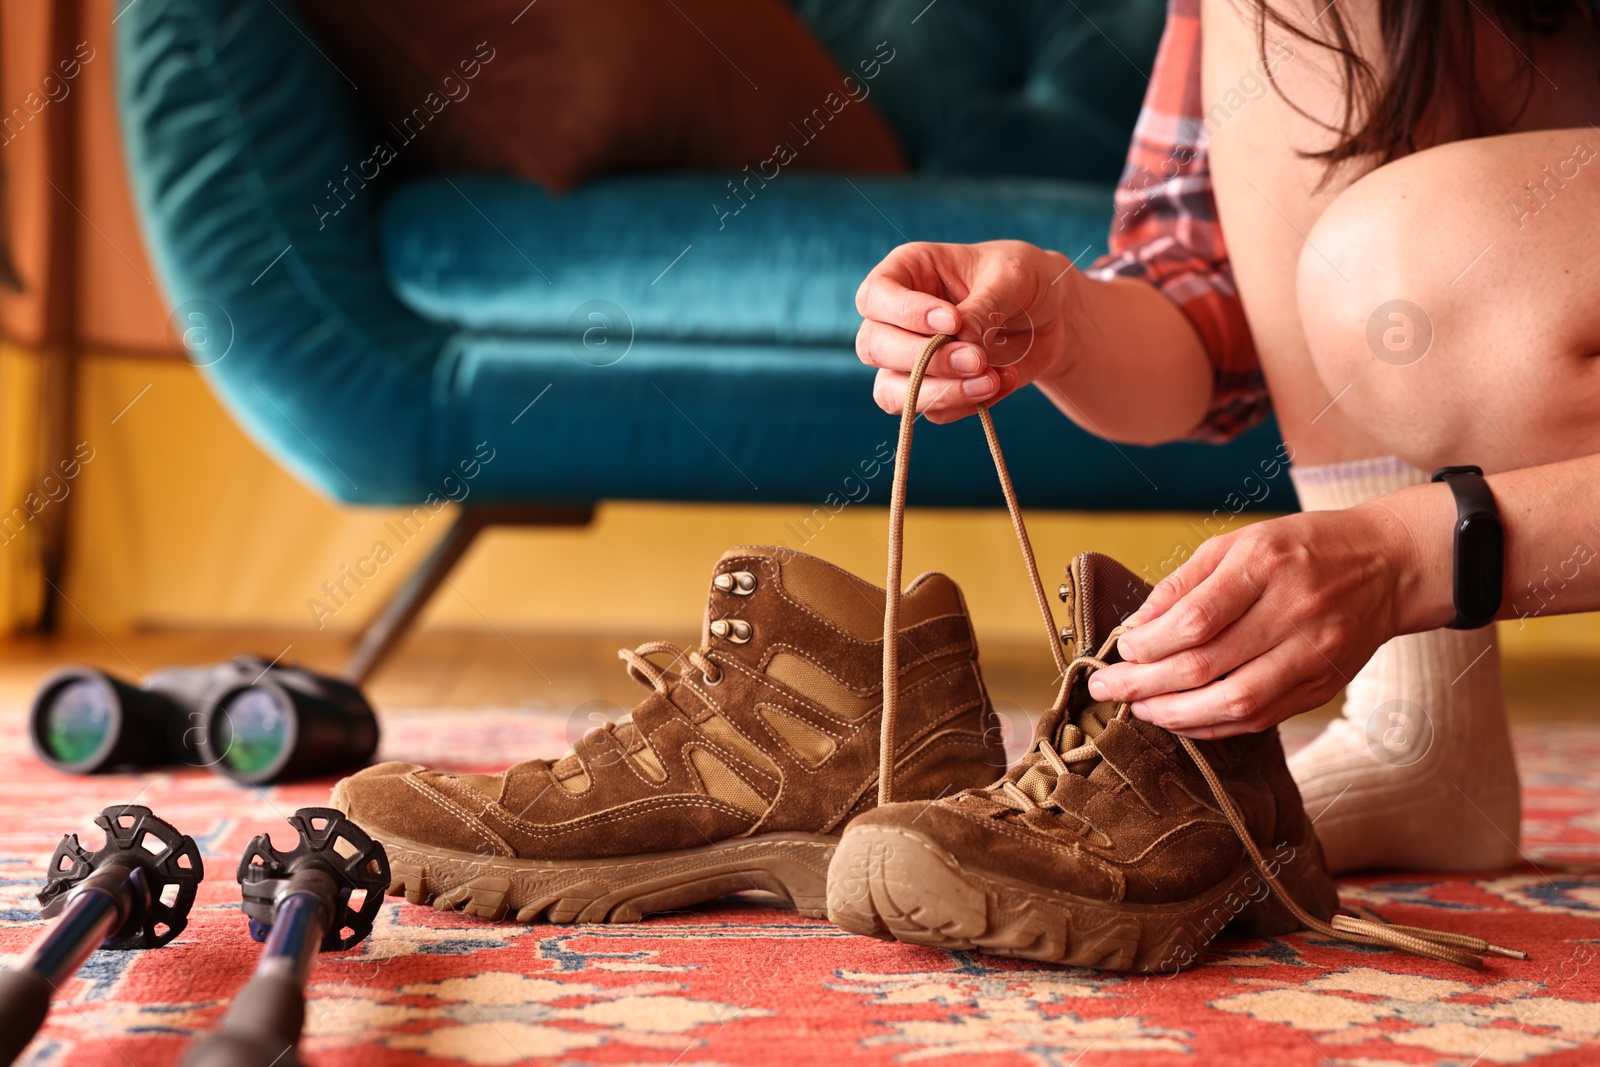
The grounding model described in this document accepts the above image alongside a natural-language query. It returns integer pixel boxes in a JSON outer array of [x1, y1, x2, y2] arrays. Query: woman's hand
[[855, 240, 1079, 423], [1085, 499, 1448, 738]]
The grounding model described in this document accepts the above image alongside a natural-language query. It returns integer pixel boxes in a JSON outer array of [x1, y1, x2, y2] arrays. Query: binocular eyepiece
[[30, 657, 378, 785]]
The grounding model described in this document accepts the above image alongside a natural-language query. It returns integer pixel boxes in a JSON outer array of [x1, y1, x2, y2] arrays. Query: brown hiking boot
[[828, 552, 1341, 971], [827, 332, 1525, 972], [330, 546, 1004, 923]]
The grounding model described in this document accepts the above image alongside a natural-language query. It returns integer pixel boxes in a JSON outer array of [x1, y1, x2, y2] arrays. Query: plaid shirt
[[1084, 0, 1267, 443]]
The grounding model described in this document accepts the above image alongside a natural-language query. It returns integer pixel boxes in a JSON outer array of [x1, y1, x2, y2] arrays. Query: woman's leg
[[1276, 128, 1600, 872], [1297, 127, 1600, 474]]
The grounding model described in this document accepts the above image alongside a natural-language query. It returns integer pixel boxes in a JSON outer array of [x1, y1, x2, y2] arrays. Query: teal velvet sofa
[[115, 0, 1289, 677]]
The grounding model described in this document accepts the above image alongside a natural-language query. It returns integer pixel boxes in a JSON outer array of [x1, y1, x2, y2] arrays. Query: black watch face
[[1456, 513, 1504, 621]]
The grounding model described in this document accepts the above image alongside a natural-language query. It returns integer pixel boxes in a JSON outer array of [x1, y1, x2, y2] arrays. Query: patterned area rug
[[3, 706, 1599, 1066]]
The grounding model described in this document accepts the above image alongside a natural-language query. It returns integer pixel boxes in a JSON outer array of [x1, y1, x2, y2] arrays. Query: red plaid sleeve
[[1083, 0, 1268, 443]]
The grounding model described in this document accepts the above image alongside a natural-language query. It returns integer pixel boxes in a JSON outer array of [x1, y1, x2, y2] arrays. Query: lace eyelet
[[709, 619, 752, 644], [702, 668, 724, 687], [713, 570, 757, 595]]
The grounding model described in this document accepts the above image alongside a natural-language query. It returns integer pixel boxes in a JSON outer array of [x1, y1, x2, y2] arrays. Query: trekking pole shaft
[[257, 888, 329, 987], [0, 880, 129, 1065], [181, 874, 334, 1067], [17, 885, 124, 985]]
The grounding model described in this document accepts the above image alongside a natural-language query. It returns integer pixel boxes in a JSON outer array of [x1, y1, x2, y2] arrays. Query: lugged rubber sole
[[826, 823, 1298, 972], [379, 831, 838, 923]]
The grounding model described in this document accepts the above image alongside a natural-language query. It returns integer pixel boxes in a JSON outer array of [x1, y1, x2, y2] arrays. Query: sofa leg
[[343, 504, 595, 685]]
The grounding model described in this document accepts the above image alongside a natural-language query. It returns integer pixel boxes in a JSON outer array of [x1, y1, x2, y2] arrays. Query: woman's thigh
[[1295, 127, 1600, 474]]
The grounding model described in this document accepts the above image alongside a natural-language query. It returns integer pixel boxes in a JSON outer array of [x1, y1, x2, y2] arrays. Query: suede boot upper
[[334, 546, 1005, 862]]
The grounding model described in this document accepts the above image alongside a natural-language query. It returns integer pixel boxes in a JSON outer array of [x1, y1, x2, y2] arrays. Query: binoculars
[[29, 657, 378, 785]]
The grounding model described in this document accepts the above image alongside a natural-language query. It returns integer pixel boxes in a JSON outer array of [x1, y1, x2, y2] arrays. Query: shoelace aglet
[[1369, 919, 1526, 959], [1328, 915, 1526, 968]]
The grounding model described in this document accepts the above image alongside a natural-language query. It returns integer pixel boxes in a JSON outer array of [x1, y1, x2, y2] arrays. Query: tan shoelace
[[619, 640, 721, 694], [558, 642, 721, 762], [877, 332, 1525, 969]]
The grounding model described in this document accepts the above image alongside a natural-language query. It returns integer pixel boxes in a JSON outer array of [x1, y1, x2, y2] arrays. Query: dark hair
[[1248, 0, 1573, 173]]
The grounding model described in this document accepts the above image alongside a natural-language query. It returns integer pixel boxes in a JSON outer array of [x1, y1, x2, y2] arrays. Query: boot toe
[[842, 795, 1127, 901], [330, 761, 507, 856], [329, 760, 418, 819]]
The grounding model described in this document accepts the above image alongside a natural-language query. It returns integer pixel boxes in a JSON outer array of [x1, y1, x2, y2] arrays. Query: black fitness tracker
[[1431, 466, 1503, 629]]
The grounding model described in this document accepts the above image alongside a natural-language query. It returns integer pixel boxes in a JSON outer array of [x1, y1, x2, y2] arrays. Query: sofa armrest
[[116, 0, 451, 504]]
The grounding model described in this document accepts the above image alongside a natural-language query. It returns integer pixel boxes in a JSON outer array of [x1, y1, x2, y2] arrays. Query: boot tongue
[[1008, 553, 1152, 807], [1068, 691, 1119, 745], [1013, 657, 1123, 804], [1030, 552, 1152, 746]]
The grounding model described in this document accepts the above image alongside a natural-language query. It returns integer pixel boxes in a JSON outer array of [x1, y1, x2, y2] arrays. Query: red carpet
[[3, 708, 1599, 1065]]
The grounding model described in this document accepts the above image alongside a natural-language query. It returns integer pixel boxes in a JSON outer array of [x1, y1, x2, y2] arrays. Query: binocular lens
[[213, 689, 289, 778], [40, 679, 115, 765]]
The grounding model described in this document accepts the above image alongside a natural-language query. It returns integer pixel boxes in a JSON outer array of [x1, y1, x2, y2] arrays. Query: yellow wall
[[36, 347, 1600, 661], [0, 345, 47, 630]]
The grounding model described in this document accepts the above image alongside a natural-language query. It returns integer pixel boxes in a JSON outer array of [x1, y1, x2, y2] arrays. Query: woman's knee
[[1294, 152, 1476, 465], [1295, 131, 1600, 470]]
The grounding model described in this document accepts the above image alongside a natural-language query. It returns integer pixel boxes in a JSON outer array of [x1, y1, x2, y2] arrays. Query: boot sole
[[379, 832, 838, 923], [827, 824, 1304, 972]]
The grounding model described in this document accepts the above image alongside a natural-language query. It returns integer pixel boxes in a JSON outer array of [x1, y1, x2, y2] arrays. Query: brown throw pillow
[[294, 0, 907, 193]]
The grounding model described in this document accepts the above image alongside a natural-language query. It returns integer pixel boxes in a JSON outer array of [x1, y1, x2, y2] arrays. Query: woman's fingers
[[856, 240, 1064, 422], [856, 320, 988, 377], [952, 252, 1037, 352], [871, 366, 1009, 416], [855, 249, 964, 334], [1117, 548, 1250, 664], [1123, 538, 1228, 629], [856, 242, 1038, 345], [1089, 598, 1277, 703], [1125, 643, 1325, 738], [924, 367, 1021, 423]]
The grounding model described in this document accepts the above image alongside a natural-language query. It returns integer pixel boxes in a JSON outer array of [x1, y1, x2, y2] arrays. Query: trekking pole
[[0, 805, 203, 1065], [181, 807, 389, 1067]]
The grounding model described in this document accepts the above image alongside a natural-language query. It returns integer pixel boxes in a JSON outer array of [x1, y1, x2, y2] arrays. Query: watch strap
[[1431, 465, 1503, 629]]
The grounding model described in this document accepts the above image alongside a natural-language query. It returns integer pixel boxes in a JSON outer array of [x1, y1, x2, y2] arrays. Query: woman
[[854, 0, 1600, 874]]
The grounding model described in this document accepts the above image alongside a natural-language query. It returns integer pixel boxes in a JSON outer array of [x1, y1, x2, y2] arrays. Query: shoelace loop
[[880, 334, 1067, 806], [878, 332, 1526, 970], [618, 640, 720, 695], [989, 640, 1123, 814], [557, 641, 721, 765]]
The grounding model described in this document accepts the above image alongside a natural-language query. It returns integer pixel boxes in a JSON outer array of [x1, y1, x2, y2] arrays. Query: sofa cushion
[[432, 331, 1293, 512], [792, 0, 1165, 182], [294, 0, 905, 195], [380, 173, 1115, 345]]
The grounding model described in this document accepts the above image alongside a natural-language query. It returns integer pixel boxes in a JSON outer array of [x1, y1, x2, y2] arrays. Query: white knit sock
[[1287, 456, 1521, 873]]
